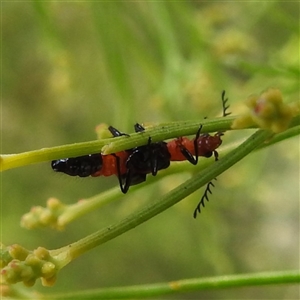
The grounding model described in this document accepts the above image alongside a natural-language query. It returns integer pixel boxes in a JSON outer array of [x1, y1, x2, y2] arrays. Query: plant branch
[[50, 129, 273, 265], [1, 113, 299, 173], [0, 116, 237, 172], [44, 270, 300, 299], [20, 120, 299, 231]]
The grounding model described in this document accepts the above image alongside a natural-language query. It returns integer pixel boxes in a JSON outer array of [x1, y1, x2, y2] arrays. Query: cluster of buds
[[21, 198, 65, 231], [1, 244, 58, 287], [232, 88, 295, 133]]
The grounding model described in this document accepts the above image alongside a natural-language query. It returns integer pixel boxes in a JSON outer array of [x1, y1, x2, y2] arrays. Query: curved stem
[[23, 122, 298, 230], [51, 129, 273, 265]]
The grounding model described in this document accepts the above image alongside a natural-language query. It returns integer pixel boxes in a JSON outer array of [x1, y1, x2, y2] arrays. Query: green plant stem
[[31, 122, 299, 229], [2, 114, 299, 172], [102, 116, 236, 154], [257, 124, 300, 149], [58, 186, 124, 227], [51, 129, 273, 266], [49, 159, 214, 228], [44, 270, 300, 299], [0, 116, 236, 171], [0, 140, 108, 172]]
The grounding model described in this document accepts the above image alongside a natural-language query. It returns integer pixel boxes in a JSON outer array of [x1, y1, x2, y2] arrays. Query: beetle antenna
[[193, 179, 217, 218], [221, 90, 231, 118]]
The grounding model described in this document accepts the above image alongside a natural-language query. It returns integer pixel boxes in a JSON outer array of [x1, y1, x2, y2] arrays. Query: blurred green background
[[2, 2, 299, 298]]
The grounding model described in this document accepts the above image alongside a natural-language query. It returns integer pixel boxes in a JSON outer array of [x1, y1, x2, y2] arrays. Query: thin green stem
[[0, 140, 108, 172], [50, 129, 273, 266], [2, 115, 299, 172], [102, 116, 237, 154], [58, 187, 125, 227], [28, 121, 298, 229], [44, 270, 300, 299], [257, 124, 300, 149], [0, 116, 236, 172]]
